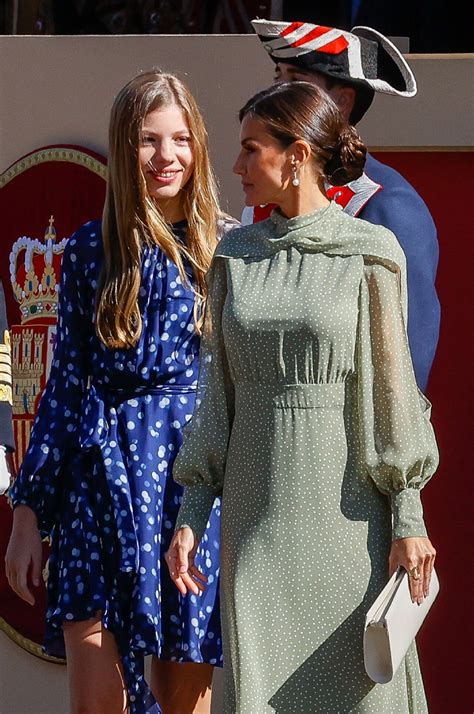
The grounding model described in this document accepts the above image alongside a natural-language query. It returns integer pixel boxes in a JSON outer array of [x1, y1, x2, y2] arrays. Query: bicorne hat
[[252, 19, 417, 98]]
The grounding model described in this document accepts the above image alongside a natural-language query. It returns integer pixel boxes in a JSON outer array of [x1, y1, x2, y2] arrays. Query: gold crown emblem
[[9, 216, 68, 324]]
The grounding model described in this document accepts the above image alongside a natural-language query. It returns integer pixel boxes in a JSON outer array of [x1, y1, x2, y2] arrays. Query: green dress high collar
[[216, 200, 408, 324]]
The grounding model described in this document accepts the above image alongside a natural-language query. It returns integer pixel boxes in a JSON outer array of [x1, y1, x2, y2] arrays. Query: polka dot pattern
[[10, 217, 237, 713], [174, 203, 438, 712]]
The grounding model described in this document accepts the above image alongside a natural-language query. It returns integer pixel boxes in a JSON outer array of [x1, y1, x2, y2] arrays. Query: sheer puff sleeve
[[173, 257, 235, 542], [358, 260, 439, 541]]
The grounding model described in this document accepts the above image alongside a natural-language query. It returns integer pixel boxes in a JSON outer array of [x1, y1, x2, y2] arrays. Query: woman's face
[[233, 115, 292, 207], [139, 104, 194, 220]]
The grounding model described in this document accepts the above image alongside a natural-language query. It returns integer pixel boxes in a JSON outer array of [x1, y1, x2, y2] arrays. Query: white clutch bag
[[364, 567, 439, 684]]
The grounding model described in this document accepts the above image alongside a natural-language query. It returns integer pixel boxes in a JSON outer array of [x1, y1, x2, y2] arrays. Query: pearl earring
[[291, 163, 300, 187]]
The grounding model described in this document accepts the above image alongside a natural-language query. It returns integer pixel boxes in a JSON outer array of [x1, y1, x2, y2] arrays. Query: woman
[[166, 82, 438, 713], [6, 70, 236, 714]]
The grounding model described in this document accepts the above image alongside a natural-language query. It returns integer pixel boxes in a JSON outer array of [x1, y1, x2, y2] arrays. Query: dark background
[[1, 1, 472, 53]]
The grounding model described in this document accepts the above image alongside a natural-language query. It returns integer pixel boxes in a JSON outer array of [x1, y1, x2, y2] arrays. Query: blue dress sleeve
[[360, 178, 440, 392], [9, 232, 91, 537]]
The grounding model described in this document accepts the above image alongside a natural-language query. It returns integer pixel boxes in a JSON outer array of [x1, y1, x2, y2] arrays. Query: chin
[[244, 193, 267, 207], [152, 187, 181, 200]]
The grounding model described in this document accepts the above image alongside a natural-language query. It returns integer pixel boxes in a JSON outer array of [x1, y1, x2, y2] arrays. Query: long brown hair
[[239, 81, 366, 186], [96, 70, 220, 348]]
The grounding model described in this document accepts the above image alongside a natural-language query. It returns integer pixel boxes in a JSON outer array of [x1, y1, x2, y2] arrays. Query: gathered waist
[[234, 382, 345, 409]]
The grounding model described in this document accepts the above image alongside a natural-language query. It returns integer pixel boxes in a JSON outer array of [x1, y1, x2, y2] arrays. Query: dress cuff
[[391, 488, 427, 540], [175, 483, 216, 544], [9, 479, 53, 538]]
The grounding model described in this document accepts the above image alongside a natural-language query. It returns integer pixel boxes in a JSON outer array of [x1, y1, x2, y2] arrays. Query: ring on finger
[[409, 566, 421, 581]]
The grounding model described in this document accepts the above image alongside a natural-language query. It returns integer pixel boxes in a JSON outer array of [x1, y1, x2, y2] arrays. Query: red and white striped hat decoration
[[252, 19, 417, 98], [259, 20, 350, 57]]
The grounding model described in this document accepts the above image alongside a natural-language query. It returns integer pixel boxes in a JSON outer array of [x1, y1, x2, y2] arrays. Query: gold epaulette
[[0, 329, 12, 405]]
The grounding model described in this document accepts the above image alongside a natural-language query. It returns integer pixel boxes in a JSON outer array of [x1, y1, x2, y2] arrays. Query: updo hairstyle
[[239, 82, 367, 186]]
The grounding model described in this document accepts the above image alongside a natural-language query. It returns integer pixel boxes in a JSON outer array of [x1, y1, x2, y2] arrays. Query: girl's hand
[[5, 505, 43, 606], [165, 527, 207, 596], [389, 536, 436, 605]]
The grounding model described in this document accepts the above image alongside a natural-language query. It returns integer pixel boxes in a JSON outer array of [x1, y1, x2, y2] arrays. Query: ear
[[331, 86, 356, 121], [291, 139, 312, 168]]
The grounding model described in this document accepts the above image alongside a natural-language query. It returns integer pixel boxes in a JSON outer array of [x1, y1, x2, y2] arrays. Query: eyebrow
[[140, 128, 191, 135]]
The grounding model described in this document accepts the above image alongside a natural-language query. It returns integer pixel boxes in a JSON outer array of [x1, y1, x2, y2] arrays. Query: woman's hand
[[389, 536, 436, 605], [165, 527, 207, 596], [5, 505, 43, 606]]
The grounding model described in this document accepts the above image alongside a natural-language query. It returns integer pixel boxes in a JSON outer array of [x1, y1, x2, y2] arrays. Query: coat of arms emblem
[[9, 216, 68, 468], [0, 145, 106, 659]]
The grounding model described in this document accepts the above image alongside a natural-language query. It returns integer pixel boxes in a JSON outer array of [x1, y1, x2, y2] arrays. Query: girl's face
[[139, 104, 194, 221], [233, 115, 292, 207]]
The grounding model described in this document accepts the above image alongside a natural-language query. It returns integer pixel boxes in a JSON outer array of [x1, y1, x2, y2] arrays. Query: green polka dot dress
[[174, 202, 438, 713]]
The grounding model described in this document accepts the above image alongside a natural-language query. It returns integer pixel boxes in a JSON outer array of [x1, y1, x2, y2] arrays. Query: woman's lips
[[148, 169, 182, 184]]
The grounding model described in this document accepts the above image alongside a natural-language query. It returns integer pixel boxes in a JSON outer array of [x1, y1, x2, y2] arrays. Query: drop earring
[[291, 161, 300, 187]]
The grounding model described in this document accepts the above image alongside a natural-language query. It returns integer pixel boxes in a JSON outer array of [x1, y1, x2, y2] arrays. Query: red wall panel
[[373, 151, 474, 714]]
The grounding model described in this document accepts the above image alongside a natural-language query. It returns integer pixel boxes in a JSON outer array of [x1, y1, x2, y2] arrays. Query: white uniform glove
[[0, 445, 12, 495]]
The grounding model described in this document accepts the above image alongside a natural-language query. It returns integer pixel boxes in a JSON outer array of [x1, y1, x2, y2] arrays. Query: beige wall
[[0, 629, 224, 713], [0, 36, 472, 216], [0, 630, 69, 713]]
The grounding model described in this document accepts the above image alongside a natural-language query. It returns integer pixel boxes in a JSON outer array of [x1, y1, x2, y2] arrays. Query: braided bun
[[324, 125, 367, 186]]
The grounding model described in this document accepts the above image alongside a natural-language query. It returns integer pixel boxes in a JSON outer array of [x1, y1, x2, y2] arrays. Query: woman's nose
[[155, 140, 174, 163], [233, 152, 244, 175]]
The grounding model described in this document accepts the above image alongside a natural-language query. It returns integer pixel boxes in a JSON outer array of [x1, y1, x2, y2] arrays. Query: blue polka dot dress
[[10, 218, 236, 712]]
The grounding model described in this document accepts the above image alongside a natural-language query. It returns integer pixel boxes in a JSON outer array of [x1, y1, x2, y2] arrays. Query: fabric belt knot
[[79, 381, 196, 574], [80, 381, 109, 450]]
